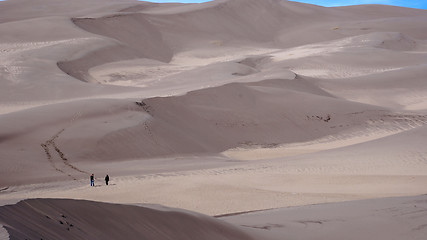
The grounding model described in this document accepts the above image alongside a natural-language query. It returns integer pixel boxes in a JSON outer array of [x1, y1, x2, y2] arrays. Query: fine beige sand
[[222, 194, 427, 240], [1, 0, 427, 239], [0, 198, 254, 240]]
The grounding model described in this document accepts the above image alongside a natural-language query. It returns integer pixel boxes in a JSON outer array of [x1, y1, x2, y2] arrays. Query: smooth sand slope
[[1, 0, 427, 239], [0, 198, 254, 240], [222, 194, 427, 240]]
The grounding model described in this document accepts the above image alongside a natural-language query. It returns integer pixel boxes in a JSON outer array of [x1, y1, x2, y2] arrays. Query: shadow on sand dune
[[0, 198, 254, 240]]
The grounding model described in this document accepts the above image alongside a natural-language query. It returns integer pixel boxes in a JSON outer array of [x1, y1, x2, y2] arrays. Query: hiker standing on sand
[[90, 174, 95, 187], [105, 174, 110, 185]]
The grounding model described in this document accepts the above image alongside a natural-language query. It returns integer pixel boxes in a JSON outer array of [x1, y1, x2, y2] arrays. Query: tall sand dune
[[0, 76, 403, 185], [59, 13, 173, 82]]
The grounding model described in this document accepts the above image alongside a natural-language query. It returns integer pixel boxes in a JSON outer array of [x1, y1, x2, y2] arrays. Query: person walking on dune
[[90, 174, 95, 187], [105, 174, 110, 186]]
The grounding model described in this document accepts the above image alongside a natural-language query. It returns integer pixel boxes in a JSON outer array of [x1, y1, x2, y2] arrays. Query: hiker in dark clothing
[[90, 174, 95, 187], [105, 174, 110, 185]]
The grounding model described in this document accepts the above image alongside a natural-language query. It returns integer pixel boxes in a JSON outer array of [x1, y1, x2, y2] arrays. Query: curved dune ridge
[[0, 198, 254, 240], [58, 13, 173, 83], [1, 76, 412, 185]]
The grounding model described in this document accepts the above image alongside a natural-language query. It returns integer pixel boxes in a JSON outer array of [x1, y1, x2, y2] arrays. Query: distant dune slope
[[0, 0, 136, 24], [58, 0, 298, 82], [2, 0, 427, 99], [57, 0, 427, 82], [0, 76, 397, 185], [82, 78, 387, 160], [58, 13, 173, 82], [0, 198, 254, 240]]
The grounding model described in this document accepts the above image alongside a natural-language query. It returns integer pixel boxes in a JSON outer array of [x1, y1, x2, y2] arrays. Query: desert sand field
[[1, 0, 427, 239]]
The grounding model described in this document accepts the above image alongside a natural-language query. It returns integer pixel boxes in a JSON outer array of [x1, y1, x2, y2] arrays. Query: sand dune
[[1, 75, 400, 185], [1, 0, 427, 239], [223, 194, 427, 240], [0, 198, 254, 240], [59, 13, 173, 82]]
